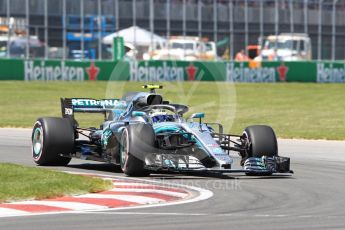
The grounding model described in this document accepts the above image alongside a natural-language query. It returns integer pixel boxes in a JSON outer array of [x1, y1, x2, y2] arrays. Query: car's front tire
[[119, 123, 154, 177], [243, 125, 278, 158], [32, 117, 73, 166], [243, 125, 278, 176]]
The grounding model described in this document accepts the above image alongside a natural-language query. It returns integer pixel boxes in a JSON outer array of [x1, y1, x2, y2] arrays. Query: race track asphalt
[[0, 128, 345, 230]]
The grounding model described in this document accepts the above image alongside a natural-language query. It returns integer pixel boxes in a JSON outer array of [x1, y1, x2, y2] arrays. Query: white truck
[[257, 33, 312, 61], [148, 36, 217, 61]]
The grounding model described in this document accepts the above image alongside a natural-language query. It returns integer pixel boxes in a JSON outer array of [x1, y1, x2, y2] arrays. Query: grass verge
[[0, 81, 344, 140], [0, 163, 113, 203]]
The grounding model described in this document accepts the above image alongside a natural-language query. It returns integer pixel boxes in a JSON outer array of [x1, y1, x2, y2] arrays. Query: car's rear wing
[[60, 98, 126, 120]]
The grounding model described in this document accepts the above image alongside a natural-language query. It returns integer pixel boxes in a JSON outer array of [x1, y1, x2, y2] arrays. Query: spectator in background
[[235, 49, 249, 61]]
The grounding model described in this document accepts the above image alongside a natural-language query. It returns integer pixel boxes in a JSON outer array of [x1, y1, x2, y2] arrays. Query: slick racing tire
[[119, 124, 154, 177], [32, 117, 73, 166], [243, 125, 278, 158], [243, 125, 278, 176]]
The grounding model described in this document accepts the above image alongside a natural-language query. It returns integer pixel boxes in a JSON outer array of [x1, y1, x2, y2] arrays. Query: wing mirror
[[190, 113, 205, 119], [189, 113, 205, 130]]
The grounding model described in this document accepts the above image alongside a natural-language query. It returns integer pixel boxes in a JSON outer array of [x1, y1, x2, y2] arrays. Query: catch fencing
[[0, 0, 345, 60]]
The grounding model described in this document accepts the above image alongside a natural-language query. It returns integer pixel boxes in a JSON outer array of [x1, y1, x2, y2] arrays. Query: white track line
[[0, 208, 29, 216], [76, 194, 164, 204], [13, 201, 108, 211], [109, 188, 188, 198]]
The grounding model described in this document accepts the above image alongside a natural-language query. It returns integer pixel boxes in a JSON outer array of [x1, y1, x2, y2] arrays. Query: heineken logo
[[25, 61, 100, 81], [185, 63, 198, 81], [226, 63, 276, 82], [86, 62, 100, 81], [25, 61, 84, 81], [276, 62, 289, 81], [130, 61, 184, 81], [317, 63, 345, 83]]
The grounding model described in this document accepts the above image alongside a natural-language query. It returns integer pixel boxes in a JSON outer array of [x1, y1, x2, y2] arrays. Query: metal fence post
[[80, 0, 85, 60], [167, 0, 170, 39], [260, 0, 263, 43], [198, 0, 202, 38], [213, 0, 217, 44], [62, 0, 66, 60], [98, 0, 102, 60], [44, 0, 48, 59], [133, 0, 136, 52], [244, 0, 248, 56], [167, 0, 170, 58], [26, 0, 30, 59], [290, 0, 294, 33], [229, 0, 233, 60], [150, 0, 154, 55], [318, 0, 322, 60], [331, 0, 337, 61], [274, 0, 279, 52], [6, 0, 10, 58], [182, 0, 186, 38], [182, 0, 186, 59], [304, 0, 308, 34], [115, 0, 119, 31]]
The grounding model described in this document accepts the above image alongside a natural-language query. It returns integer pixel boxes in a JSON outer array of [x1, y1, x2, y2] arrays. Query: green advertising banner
[[226, 61, 316, 82], [0, 58, 344, 82], [0, 59, 129, 81], [113, 37, 125, 61], [0, 59, 24, 80]]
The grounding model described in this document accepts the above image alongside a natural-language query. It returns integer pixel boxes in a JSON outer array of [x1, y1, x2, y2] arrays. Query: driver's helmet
[[149, 109, 175, 123]]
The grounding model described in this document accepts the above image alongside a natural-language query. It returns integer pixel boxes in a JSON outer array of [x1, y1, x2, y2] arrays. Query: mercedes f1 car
[[31, 85, 292, 177]]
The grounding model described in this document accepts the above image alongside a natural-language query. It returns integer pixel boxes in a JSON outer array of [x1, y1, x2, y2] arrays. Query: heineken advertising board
[[129, 61, 225, 81], [21, 60, 129, 81], [0, 58, 344, 83]]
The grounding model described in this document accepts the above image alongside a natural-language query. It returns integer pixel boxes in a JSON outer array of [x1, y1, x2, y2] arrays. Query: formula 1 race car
[[31, 85, 292, 177]]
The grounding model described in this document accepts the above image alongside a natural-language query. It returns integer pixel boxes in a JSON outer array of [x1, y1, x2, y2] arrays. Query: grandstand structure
[[0, 0, 344, 60]]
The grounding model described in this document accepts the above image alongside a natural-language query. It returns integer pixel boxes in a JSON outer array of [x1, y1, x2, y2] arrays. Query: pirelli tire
[[119, 123, 155, 177], [242, 125, 278, 176], [32, 117, 74, 166], [243, 125, 278, 158]]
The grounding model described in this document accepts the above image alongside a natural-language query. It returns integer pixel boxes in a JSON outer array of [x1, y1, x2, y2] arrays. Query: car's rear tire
[[119, 124, 154, 177], [32, 117, 73, 166], [243, 125, 278, 158]]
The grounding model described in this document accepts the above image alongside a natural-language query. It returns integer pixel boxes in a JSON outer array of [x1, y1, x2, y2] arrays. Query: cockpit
[[149, 109, 178, 123], [137, 104, 188, 124]]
